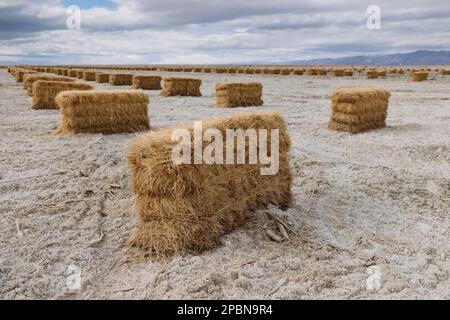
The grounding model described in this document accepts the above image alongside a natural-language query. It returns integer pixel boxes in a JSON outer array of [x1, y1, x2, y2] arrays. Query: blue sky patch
[[61, 0, 117, 10]]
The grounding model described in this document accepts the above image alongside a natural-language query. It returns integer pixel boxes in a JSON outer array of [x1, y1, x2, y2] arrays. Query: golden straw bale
[[344, 70, 354, 76], [127, 112, 293, 256], [411, 72, 428, 82], [367, 70, 379, 79], [245, 68, 255, 74], [62, 69, 69, 76], [328, 87, 390, 133], [307, 68, 318, 75], [76, 70, 84, 79], [83, 71, 97, 81], [95, 73, 110, 83], [161, 77, 202, 96], [317, 69, 327, 75], [132, 75, 162, 90], [32, 81, 93, 109], [109, 73, 133, 86], [24, 74, 75, 96], [441, 69, 450, 75], [202, 67, 212, 73], [15, 69, 38, 82], [280, 68, 291, 75], [54, 90, 150, 135], [293, 69, 304, 75], [216, 82, 263, 108], [333, 69, 345, 77]]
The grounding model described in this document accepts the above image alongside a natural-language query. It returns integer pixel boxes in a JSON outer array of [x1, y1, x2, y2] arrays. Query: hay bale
[[83, 71, 97, 81], [307, 69, 318, 76], [32, 81, 93, 109], [161, 77, 201, 97], [293, 69, 304, 75], [109, 73, 133, 86], [440, 69, 450, 76], [23, 74, 75, 96], [328, 87, 390, 134], [411, 72, 428, 82], [132, 75, 162, 90], [202, 67, 212, 73], [333, 69, 345, 77], [216, 82, 263, 108], [68, 70, 78, 77], [245, 68, 255, 74], [344, 70, 354, 76], [76, 70, 84, 79], [62, 69, 69, 76], [54, 90, 150, 134], [127, 112, 293, 256], [317, 69, 327, 75], [95, 73, 110, 83], [367, 70, 379, 79], [377, 70, 387, 77], [15, 69, 38, 82]]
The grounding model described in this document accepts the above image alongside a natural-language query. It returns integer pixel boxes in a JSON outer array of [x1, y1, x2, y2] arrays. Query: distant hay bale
[[132, 75, 162, 90], [367, 70, 379, 79], [317, 69, 327, 75], [62, 69, 69, 76], [15, 69, 38, 82], [333, 69, 345, 77], [293, 69, 304, 75], [271, 68, 281, 75], [441, 69, 450, 76], [202, 67, 212, 73], [344, 70, 354, 76], [56, 68, 64, 75], [76, 70, 84, 79], [262, 68, 272, 74], [161, 77, 201, 96], [68, 70, 78, 77], [83, 71, 97, 81], [127, 112, 293, 256], [193, 67, 203, 73], [216, 82, 263, 108], [32, 81, 93, 109], [245, 68, 255, 74], [280, 68, 291, 75], [95, 73, 110, 83], [328, 87, 390, 134], [411, 72, 428, 82], [307, 69, 318, 76], [109, 74, 133, 86], [54, 90, 150, 134], [254, 68, 263, 74], [23, 74, 75, 96]]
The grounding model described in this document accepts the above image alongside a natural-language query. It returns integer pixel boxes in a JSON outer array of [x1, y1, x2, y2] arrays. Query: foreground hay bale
[[24, 74, 75, 96], [216, 82, 263, 108], [54, 90, 150, 134], [83, 71, 97, 81], [95, 73, 110, 83], [32, 81, 93, 109], [161, 77, 201, 96], [411, 72, 428, 82], [127, 112, 293, 256], [132, 75, 162, 90], [328, 87, 390, 133], [109, 73, 133, 86]]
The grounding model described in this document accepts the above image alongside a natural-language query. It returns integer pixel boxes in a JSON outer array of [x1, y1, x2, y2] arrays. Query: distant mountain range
[[288, 50, 450, 66]]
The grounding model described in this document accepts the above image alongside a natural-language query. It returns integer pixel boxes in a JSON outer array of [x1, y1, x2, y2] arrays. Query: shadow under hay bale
[[216, 82, 263, 108], [24, 74, 74, 96], [32, 81, 93, 110], [328, 87, 390, 134], [95, 73, 110, 83], [161, 77, 202, 97], [132, 75, 162, 90], [127, 112, 293, 257], [110, 73, 133, 86], [54, 90, 150, 134]]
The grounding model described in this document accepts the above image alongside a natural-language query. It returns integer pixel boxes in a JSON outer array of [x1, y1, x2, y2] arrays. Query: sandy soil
[[0, 68, 449, 299]]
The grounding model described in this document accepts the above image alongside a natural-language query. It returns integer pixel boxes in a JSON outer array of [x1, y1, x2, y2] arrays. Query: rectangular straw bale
[[411, 72, 428, 82], [95, 73, 110, 83], [109, 73, 133, 85], [367, 70, 379, 79], [307, 69, 318, 75], [68, 70, 78, 77], [54, 90, 150, 134], [328, 87, 390, 133], [32, 81, 93, 109], [293, 69, 304, 75], [62, 69, 69, 76], [317, 69, 328, 75], [132, 75, 162, 90], [441, 69, 450, 75], [127, 112, 293, 256], [15, 69, 38, 82], [24, 74, 75, 96], [83, 71, 97, 81], [161, 77, 202, 96], [216, 82, 263, 108], [76, 70, 84, 79], [333, 69, 345, 77], [344, 70, 354, 76]]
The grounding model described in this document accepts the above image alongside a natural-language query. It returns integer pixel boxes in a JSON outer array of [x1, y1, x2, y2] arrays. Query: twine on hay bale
[[32, 80, 93, 109], [24, 74, 74, 96], [54, 90, 150, 135], [216, 82, 263, 108], [161, 77, 202, 97], [132, 75, 162, 90], [411, 72, 428, 82], [328, 87, 390, 134], [95, 73, 110, 83], [109, 73, 134, 86], [83, 71, 97, 81], [127, 112, 293, 256]]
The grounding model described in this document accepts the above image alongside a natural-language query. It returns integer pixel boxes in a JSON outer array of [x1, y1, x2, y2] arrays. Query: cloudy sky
[[0, 0, 449, 65]]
